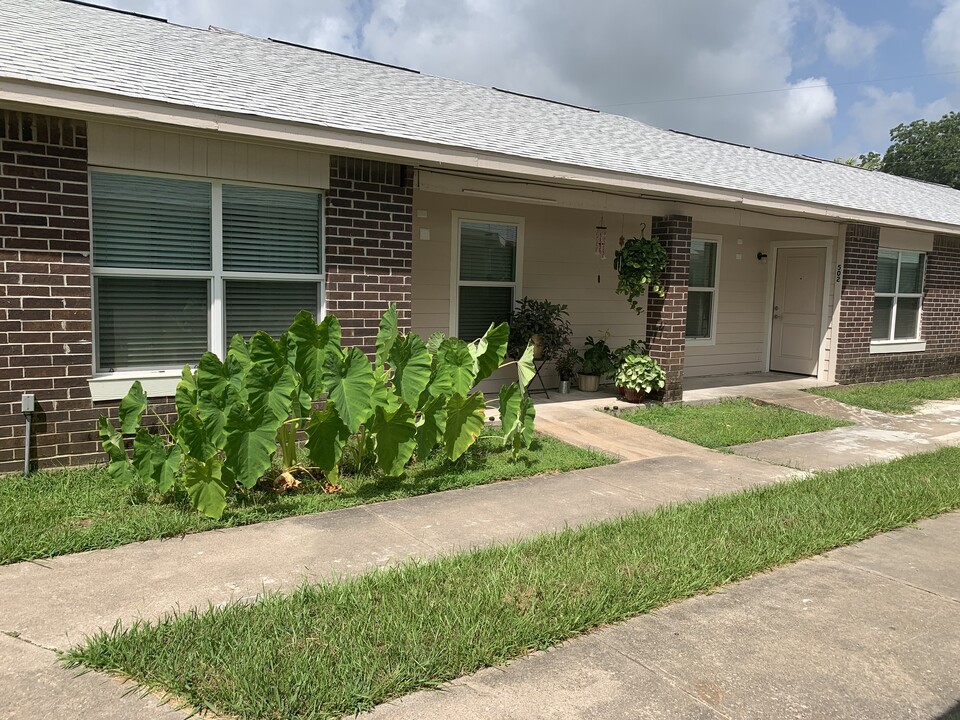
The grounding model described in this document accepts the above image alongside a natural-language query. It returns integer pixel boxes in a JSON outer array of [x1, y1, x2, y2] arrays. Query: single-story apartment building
[[2, 0, 960, 472]]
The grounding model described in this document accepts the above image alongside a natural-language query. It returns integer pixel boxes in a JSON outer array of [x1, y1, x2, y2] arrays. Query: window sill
[[685, 337, 716, 347], [88, 370, 185, 403], [869, 340, 926, 355]]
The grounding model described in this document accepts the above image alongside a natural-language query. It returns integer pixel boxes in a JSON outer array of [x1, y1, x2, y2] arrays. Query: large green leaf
[[197, 352, 234, 397], [227, 334, 253, 373], [516, 342, 536, 393], [118, 381, 148, 435], [288, 312, 340, 399], [389, 334, 432, 408], [499, 383, 536, 458], [375, 303, 398, 371], [470, 322, 509, 385], [98, 416, 134, 484], [223, 403, 278, 489], [322, 347, 376, 434], [178, 413, 218, 463], [372, 403, 417, 477], [132, 430, 181, 493], [175, 365, 199, 419], [198, 383, 240, 448], [249, 332, 289, 376], [415, 394, 447, 460], [245, 364, 296, 428], [305, 405, 350, 476], [183, 456, 231, 520], [435, 339, 477, 397], [426, 331, 446, 354], [443, 392, 486, 461]]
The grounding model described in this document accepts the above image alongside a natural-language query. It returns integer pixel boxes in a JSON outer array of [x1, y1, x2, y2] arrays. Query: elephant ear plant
[[99, 305, 538, 520]]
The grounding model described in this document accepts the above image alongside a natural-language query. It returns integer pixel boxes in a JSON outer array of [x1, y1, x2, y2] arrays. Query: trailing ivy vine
[[613, 235, 668, 312], [98, 306, 537, 519]]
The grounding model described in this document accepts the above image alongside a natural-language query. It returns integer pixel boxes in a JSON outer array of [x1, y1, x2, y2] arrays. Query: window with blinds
[[456, 218, 520, 341], [872, 249, 925, 342], [686, 239, 719, 340], [91, 171, 324, 373]]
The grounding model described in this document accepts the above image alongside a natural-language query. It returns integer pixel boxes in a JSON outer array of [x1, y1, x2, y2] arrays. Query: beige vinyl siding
[[87, 122, 330, 189], [412, 190, 648, 390]]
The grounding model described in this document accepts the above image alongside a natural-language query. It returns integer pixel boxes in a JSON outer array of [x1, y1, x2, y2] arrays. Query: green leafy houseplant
[[612, 339, 647, 369], [98, 306, 538, 520], [578, 335, 615, 392], [553, 345, 582, 382], [613, 236, 668, 312], [614, 353, 666, 403], [508, 297, 572, 361]]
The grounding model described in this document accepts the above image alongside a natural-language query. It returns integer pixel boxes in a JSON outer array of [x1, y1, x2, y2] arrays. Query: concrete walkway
[[2, 377, 959, 719], [367, 511, 960, 720]]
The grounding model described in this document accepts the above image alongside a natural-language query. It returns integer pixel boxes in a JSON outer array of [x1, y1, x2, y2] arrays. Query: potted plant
[[554, 345, 581, 394], [508, 297, 573, 360], [614, 353, 666, 403], [613, 236, 668, 312], [613, 339, 647, 398], [578, 334, 615, 392]]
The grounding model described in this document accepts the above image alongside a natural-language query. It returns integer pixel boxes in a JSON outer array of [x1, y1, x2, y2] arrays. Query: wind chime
[[595, 214, 607, 284]]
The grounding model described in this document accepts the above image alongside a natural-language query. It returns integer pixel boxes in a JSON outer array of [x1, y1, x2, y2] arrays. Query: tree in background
[[841, 151, 883, 170], [880, 111, 960, 190]]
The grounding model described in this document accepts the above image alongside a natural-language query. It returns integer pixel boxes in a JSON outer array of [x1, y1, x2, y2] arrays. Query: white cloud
[[818, 5, 891, 67], [926, 0, 960, 73], [845, 86, 951, 155]]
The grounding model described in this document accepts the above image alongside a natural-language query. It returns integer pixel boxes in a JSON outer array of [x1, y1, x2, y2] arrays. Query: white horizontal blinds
[[873, 250, 925, 341], [459, 221, 516, 282], [90, 172, 212, 270], [458, 286, 513, 341], [224, 280, 319, 341], [222, 185, 321, 273], [96, 277, 208, 371]]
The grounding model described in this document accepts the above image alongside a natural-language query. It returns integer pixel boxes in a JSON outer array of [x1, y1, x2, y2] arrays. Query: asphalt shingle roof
[[3, 0, 960, 229]]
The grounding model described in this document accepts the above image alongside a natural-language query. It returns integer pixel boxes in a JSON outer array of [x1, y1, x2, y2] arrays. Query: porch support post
[[834, 223, 880, 383], [646, 215, 692, 402]]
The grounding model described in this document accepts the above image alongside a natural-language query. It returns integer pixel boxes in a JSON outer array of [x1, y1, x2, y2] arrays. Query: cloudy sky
[[97, 0, 959, 159]]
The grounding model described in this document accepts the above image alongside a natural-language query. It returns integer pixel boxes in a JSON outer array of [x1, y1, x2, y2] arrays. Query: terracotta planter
[[578, 374, 600, 392], [622, 387, 645, 404]]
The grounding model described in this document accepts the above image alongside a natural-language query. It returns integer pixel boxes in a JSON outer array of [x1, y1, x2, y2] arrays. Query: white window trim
[[449, 210, 525, 338], [89, 167, 326, 401], [870, 248, 924, 349], [686, 234, 721, 347]]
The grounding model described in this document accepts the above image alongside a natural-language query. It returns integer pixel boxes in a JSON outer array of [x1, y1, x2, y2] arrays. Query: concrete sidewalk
[[367, 511, 960, 720], [2, 380, 959, 719]]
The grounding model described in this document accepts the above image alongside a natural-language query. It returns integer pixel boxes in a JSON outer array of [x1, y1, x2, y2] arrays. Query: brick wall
[[326, 157, 413, 353], [834, 225, 960, 384], [1, 109, 98, 472], [646, 215, 691, 402]]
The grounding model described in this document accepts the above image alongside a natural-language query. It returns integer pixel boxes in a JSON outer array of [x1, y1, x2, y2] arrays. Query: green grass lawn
[[616, 397, 850, 448], [0, 432, 613, 566], [808, 376, 960, 414], [65, 447, 960, 720]]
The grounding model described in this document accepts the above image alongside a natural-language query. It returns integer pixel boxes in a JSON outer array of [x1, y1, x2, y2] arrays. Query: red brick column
[[834, 223, 880, 382], [645, 215, 691, 402], [921, 235, 960, 358], [0, 109, 97, 472], [325, 157, 413, 353]]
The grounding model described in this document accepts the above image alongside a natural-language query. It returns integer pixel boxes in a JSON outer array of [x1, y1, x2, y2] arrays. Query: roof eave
[[2, 78, 957, 237]]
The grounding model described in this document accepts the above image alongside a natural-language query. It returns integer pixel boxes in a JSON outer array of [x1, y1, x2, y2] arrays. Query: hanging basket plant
[[613, 235, 668, 312]]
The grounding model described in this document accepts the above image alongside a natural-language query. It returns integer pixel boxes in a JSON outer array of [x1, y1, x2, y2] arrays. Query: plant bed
[[65, 447, 960, 720], [807, 376, 960, 414], [615, 398, 850, 448], [0, 431, 614, 566]]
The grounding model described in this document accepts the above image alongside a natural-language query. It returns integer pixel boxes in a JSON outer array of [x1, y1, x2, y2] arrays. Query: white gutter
[[2, 78, 958, 236]]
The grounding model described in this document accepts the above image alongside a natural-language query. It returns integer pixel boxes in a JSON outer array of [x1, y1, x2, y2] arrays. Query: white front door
[[770, 247, 826, 375]]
